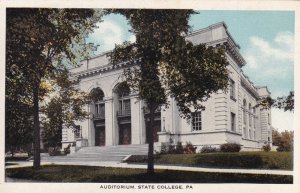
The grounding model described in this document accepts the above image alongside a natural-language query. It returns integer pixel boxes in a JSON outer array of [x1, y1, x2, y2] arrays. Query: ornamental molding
[[241, 77, 260, 100], [103, 96, 113, 101], [70, 60, 139, 79]]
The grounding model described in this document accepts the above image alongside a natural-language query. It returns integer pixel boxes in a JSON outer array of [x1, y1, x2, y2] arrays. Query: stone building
[[62, 22, 273, 151]]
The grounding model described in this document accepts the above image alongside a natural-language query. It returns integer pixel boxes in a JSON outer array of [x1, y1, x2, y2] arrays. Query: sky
[[87, 10, 294, 132]]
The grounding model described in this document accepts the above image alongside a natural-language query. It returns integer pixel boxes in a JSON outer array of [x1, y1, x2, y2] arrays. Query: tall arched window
[[115, 82, 132, 145], [90, 87, 105, 146], [116, 82, 131, 116], [89, 87, 105, 119], [253, 107, 256, 128], [243, 99, 247, 125], [249, 103, 252, 127]]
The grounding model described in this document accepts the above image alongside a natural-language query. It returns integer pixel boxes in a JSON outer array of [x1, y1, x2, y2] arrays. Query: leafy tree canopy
[[42, 69, 88, 128], [42, 71, 88, 149], [272, 129, 293, 152], [110, 9, 230, 174], [258, 91, 294, 112], [111, 9, 229, 119], [6, 8, 103, 167]]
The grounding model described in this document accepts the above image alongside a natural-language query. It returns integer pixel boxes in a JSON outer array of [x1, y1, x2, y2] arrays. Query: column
[[88, 102, 95, 146], [130, 94, 142, 144], [104, 96, 114, 146], [140, 100, 146, 144]]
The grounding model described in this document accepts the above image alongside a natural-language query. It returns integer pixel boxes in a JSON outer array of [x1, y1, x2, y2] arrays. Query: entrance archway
[[114, 82, 132, 145], [89, 87, 106, 146]]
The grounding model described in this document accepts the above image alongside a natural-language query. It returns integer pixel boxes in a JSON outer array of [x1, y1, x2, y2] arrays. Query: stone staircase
[[41, 144, 149, 162]]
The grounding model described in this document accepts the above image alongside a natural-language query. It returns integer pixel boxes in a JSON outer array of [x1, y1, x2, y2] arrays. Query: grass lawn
[[6, 165, 292, 183], [126, 152, 293, 170]]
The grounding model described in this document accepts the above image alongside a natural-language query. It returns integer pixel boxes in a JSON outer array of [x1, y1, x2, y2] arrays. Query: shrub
[[262, 144, 271, 152], [201, 146, 218, 153], [168, 144, 176, 154], [160, 143, 168, 154], [273, 130, 293, 152], [276, 141, 293, 152], [175, 142, 184, 154], [184, 142, 197, 154], [159, 142, 197, 154], [64, 144, 71, 155], [220, 143, 241, 152], [48, 147, 61, 156]]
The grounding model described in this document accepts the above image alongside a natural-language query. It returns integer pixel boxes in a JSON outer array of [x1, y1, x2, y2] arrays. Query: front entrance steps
[[42, 144, 149, 162]]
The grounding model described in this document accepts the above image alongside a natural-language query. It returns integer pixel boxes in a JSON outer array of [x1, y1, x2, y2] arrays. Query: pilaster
[[104, 96, 113, 146], [130, 94, 142, 144], [214, 91, 228, 130], [88, 103, 95, 146]]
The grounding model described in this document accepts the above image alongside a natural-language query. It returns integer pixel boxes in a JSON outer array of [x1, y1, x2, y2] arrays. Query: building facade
[[62, 22, 273, 151]]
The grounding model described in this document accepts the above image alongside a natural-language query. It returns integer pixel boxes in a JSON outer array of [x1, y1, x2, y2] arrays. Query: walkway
[[5, 160, 293, 176]]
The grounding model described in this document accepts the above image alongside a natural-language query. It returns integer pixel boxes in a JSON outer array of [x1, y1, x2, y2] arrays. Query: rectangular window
[[95, 103, 105, 119], [119, 99, 131, 116], [124, 99, 131, 115], [192, 111, 202, 131], [230, 79, 236, 101], [231, 112, 236, 131]]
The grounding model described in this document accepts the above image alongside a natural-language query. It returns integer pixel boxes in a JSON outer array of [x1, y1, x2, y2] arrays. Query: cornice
[[70, 60, 139, 80], [188, 22, 246, 68], [240, 76, 260, 100], [224, 38, 246, 67], [206, 37, 246, 68]]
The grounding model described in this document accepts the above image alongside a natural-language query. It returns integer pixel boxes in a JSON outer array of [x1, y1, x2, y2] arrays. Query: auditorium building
[[62, 22, 273, 151]]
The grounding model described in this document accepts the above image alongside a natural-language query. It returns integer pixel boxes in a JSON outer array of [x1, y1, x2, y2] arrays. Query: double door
[[119, 123, 131, 145], [95, 126, 105, 146]]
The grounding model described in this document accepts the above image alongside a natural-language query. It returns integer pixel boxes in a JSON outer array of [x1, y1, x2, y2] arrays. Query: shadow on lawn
[[6, 165, 293, 184]]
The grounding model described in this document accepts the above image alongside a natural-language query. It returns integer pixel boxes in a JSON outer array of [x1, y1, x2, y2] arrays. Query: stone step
[[49, 144, 150, 162], [77, 146, 148, 153], [78, 149, 148, 152], [42, 157, 126, 162]]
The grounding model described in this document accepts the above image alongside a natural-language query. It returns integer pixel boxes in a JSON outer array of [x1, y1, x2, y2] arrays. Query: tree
[[111, 10, 229, 174], [259, 91, 294, 112], [5, 99, 33, 157], [42, 70, 88, 150], [272, 129, 293, 152], [42, 99, 63, 150], [6, 8, 102, 168], [272, 129, 282, 146]]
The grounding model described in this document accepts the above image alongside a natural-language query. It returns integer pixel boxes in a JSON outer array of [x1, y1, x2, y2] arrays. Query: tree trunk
[[33, 80, 41, 169], [147, 105, 155, 174]]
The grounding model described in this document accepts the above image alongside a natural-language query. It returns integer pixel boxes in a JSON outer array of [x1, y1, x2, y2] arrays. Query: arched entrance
[[89, 87, 106, 146], [115, 82, 131, 145]]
